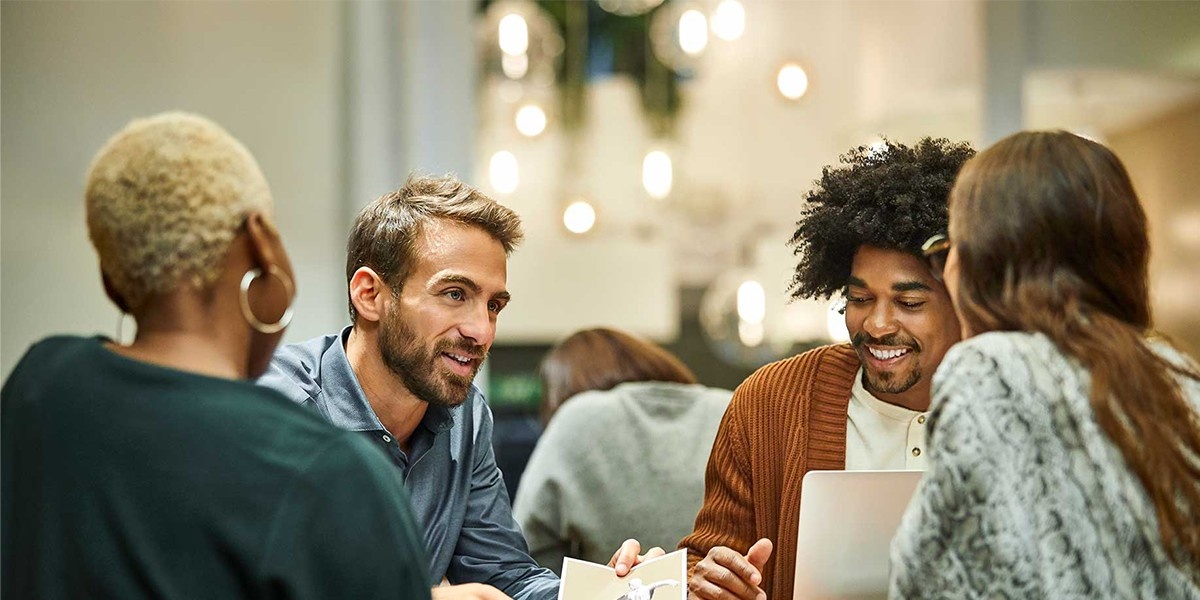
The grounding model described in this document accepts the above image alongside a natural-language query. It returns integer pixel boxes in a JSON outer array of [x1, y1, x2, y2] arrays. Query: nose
[[861, 302, 899, 340], [457, 302, 497, 349]]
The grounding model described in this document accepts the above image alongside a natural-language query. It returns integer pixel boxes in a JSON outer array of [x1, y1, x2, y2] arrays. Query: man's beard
[[851, 331, 922, 395], [378, 309, 486, 408]]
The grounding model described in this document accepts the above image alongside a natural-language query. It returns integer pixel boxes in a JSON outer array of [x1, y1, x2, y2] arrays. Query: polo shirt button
[[911, 447, 922, 457], [382, 434, 392, 443]]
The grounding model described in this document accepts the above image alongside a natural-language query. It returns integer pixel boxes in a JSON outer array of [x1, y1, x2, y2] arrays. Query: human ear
[[240, 212, 296, 331], [243, 212, 288, 274], [348, 267, 389, 324]]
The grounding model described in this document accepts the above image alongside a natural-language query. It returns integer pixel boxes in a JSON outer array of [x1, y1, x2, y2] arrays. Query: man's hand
[[607, 538, 667, 577], [687, 538, 773, 600], [431, 583, 512, 600]]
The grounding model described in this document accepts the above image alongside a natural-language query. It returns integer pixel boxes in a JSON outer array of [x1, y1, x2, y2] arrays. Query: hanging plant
[[480, 0, 685, 138]]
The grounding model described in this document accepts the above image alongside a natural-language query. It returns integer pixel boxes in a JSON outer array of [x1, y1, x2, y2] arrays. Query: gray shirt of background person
[[259, 327, 559, 600]]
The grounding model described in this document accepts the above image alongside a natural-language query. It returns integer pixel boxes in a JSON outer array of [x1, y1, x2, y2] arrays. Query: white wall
[[1, 2, 345, 378]]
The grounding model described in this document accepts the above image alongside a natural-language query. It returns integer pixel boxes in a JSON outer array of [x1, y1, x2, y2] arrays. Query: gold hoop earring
[[239, 266, 295, 334]]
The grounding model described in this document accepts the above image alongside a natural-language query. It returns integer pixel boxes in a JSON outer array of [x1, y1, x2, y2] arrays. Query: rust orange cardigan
[[679, 343, 859, 600]]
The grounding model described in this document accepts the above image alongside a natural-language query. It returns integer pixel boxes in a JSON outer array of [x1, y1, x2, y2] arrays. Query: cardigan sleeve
[[678, 390, 758, 574], [888, 343, 1040, 599]]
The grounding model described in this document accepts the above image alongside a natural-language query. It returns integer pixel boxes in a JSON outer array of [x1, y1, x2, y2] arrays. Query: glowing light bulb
[[489, 151, 519, 195], [515, 104, 547, 137], [777, 63, 809, 101], [498, 13, 529, 55], [711, 0, 745, 41], [678, 9, 708, 55], [501, 52, 529, 79], [738, 319, 765, 347], [642, 150, 673, 200], [736, 280, 766, 324], [562, 200, 596, 234]]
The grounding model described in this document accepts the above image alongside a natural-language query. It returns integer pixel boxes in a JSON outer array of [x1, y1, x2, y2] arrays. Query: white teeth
[[868, 347, 910, 360], [447, 353, 471, 364]]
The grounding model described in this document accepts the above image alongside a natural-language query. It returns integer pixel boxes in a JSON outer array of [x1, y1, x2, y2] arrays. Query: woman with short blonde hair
[[2, 113, 429, 599]]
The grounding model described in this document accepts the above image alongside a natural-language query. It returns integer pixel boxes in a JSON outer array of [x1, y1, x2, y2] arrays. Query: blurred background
[[4, 1, 1199, 489]]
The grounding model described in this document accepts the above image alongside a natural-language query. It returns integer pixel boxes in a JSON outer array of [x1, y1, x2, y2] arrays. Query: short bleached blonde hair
[[86, 112, 273, 311]]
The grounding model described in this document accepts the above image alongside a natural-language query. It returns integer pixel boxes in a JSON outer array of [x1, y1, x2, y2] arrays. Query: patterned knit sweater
[[679, 344, 860, 600], [890, 331, 1200, 599]]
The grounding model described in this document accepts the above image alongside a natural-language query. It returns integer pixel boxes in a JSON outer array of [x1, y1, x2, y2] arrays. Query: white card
[[559, 549, 687, 600]]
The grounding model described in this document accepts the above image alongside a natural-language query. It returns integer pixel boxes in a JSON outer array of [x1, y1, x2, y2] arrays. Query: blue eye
[[445, 289, 465, 301]]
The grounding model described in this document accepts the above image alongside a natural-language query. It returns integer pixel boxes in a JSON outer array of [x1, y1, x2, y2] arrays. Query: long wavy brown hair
[[539, 327, 697, 425], [949, 130, 1200, 569]]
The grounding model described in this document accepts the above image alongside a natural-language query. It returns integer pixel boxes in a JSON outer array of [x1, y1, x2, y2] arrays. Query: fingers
[[687, 546, 766, 600], [643, 546, 666, 561], [609, 538, 641, 576], [744, 538, 773, 572]]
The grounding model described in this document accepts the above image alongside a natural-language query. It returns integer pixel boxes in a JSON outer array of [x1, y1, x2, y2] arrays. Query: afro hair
[[788, 137, 975, 301]]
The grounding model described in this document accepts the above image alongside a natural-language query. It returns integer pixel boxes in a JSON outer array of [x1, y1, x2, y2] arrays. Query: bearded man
[[613, 138, 977, 600], [260, 174, 557, 600]]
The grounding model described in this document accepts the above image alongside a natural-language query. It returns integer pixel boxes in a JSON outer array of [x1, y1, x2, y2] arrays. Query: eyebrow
[[893, 281, 932, 293], [435, 274, 511, 301], [845, 276, 932, 293]]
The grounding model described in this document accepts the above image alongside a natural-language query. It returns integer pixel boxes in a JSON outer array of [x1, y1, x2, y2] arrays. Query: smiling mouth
[[444, 352, 477, 365], [865, 346, 913, 364]]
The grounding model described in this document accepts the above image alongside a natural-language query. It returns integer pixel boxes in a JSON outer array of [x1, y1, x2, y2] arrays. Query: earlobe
[[349, 267, 388, 323]]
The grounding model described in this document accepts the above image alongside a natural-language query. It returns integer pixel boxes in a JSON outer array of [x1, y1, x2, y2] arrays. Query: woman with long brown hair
[[512, 327, 731, 573], [891, 130, 1200, 597]]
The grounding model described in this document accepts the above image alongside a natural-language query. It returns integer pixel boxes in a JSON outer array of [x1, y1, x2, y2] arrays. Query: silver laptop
[[792, 470, 924, 600]]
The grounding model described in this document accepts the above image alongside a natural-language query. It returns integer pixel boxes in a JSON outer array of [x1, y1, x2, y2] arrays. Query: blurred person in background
[[613, 138, 975, 600], [513, 327, 731, 573], [259, 174, 558, 600], [891, 130, 1200, 597], [1, 113, 430, 599]]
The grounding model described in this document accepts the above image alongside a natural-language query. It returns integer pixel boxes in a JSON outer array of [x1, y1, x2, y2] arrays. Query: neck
[[345, 324, 427, 447], [114, 290, 250, 380]]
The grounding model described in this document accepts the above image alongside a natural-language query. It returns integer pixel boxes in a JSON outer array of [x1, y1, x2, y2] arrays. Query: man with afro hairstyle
[[613, 138, 975, 600]]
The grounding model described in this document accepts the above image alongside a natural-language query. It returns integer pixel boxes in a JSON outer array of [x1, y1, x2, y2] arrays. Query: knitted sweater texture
[[890, 332, 1200, 599], [679, 343, 860, 600]]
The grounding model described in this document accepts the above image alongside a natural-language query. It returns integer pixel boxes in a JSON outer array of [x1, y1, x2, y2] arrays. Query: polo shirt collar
[[319, 326, 459, 435]]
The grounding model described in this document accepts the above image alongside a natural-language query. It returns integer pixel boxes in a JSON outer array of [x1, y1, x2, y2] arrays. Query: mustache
[[434, 338, 488, 361], [851, 332, 920, 352]]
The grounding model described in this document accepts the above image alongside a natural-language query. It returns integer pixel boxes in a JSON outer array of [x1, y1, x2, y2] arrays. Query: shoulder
[[558, 382, 731, 417], [2, 335, 94, 399], [256, 332, 344, 404], [9, 335, 94, 370], [928, 332, 1071, 442], [935, 331, 1064, 391], [731, 343, 857, 408]]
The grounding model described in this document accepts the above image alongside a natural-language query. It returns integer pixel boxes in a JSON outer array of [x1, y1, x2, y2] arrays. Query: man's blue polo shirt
[[258, 327, 559, 600]]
